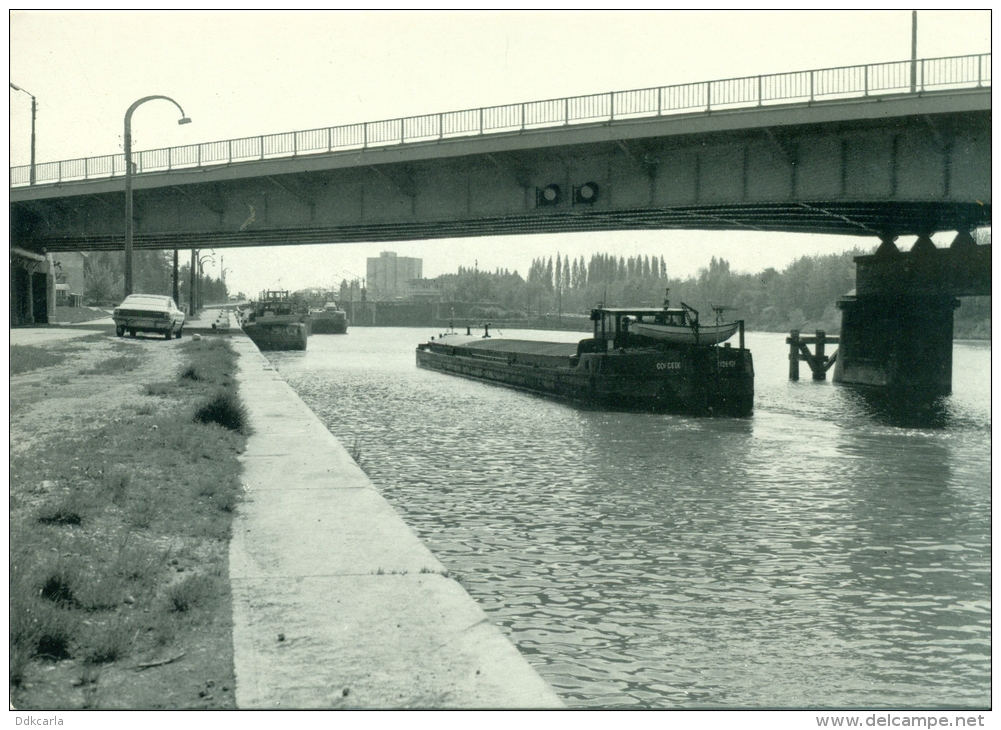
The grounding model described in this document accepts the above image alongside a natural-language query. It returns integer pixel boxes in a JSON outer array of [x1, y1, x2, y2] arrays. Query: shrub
[[40, 573, 76, 606], [11, 570, 77, 679], [82, 356, 141, 375], [127, 487, 160, 530], [36, 492, 87, 525], [194, 390, 248, 433], [103, 466, 131, 505], [12, 599, 77, 661], [85, 618, 133, 664], [146, 606, 176, 647], [145, 381, 176, 397], [165, 574, 215, 613], [74, 571, 125, 611], [115, 540, 169, 592]]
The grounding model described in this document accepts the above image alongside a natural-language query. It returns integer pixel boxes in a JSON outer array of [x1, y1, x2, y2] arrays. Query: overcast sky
[[9, 10, 991, 296]]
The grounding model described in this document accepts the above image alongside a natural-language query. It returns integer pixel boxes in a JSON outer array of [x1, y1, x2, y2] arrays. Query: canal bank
[[228, 332, 562, 709]]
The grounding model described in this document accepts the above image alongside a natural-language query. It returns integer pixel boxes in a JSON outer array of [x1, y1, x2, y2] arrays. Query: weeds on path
[[10, 337, 247, 708]]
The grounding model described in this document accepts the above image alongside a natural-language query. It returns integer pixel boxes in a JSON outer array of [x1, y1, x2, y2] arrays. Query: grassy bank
[[10, 336, 248, 709], [50, 306, 111, 324]]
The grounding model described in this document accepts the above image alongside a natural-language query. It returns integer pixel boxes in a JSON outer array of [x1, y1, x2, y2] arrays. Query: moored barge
[[241, 290, 309, 351], [309, 302, 349, 334], [416, 302, 753, 416]]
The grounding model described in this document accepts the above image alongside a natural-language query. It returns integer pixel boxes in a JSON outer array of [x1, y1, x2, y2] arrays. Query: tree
[[84, 253, 122, 304]]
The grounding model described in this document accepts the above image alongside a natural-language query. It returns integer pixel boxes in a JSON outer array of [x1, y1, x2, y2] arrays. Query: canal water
[[264, 329, 990, 709]]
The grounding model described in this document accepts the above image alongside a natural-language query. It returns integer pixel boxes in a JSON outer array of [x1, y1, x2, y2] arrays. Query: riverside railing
[[10, 53, 990, 188]]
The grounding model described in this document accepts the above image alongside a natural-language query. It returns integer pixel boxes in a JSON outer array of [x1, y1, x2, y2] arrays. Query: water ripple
[[270, 329, 990, 708]]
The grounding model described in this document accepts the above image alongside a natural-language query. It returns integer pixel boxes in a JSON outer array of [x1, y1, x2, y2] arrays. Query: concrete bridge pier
[[833, 292, 959, 395], [833, 230, 989, 396]]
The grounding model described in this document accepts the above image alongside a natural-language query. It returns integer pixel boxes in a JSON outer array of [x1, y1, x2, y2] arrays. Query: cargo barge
[[416, 302, 753, 417], [241, 290, 309, 351], [309, 302, 348, 334]]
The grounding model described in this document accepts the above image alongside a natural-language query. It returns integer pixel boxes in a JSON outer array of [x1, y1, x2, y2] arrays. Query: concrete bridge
[[10, 54, 991, 398], [10, 53, 991, 253]]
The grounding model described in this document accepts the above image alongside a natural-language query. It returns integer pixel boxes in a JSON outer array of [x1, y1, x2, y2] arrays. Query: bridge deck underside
[[20, 201, 992, 252], [10, 99, 991, 253]]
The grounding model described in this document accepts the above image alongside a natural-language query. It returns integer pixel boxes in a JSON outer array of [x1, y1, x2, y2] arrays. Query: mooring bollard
[[813, 330, 826, 381], [788, 329, 800, 380]]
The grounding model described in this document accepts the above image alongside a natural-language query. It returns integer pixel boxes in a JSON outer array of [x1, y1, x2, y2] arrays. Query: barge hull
[[416, 346, 753, 417], [244, 322, 308, 351], [310, 318, 348, 334]]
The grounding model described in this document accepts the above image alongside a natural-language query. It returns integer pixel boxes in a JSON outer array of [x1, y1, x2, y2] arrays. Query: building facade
[[10, 249, 56, 325], [366, 251, 422, 300]]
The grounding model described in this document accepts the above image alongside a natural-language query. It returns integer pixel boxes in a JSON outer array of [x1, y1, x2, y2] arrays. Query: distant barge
[[416, 302, 753, 417], [309, 302, 348, 334], [241, 290, 309, 351]]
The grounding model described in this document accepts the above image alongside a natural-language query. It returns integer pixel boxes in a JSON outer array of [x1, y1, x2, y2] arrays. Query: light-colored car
[[113, 294, 185, 339]]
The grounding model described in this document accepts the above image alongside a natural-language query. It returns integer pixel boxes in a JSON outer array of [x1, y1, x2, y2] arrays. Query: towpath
[[228, 330, 563, 708]]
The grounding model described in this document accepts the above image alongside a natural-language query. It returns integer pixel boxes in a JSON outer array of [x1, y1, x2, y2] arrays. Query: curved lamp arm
[[124, 95, 191, 296], [124, 95, 190, 167]]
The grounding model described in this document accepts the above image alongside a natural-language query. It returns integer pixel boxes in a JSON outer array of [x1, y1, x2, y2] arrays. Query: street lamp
[[124, 95, 191, 297], [189, 249, 199, 315], [9, 82, 36, 185], [197, 253, 215, 310]]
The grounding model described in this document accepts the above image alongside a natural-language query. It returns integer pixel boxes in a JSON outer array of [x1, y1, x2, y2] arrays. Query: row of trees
[[526, 252, 669, 293], [429, 245, 990, 337], [83, 250, 227, 307]]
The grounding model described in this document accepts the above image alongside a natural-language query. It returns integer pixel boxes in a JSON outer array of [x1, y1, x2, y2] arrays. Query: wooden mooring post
[[787, 330, 840, 381]]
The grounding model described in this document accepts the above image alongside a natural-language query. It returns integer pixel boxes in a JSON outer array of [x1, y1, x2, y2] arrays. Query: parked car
[[113, 294, 185, 339]]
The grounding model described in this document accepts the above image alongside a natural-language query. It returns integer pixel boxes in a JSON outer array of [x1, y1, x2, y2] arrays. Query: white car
[[113, 294, 186, 339]]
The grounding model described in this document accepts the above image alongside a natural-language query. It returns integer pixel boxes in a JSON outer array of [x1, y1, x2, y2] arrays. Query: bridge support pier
[[833, 294, 959, 395]]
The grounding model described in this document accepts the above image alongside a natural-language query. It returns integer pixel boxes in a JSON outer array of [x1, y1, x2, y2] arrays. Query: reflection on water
[[267, 329, 990, 708], [838, 388, 952, 429]]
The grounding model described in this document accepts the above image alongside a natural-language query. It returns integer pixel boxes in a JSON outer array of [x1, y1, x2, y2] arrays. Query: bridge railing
[[10, 53, 990, 188]]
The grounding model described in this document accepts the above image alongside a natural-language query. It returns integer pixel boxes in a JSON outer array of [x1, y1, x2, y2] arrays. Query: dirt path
[[10, 328, 242, 709], [10, 333, 186, 457]]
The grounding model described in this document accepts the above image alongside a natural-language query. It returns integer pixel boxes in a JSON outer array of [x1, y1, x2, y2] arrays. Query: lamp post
[[124, 96, 191, 297], [9, 82, 36, 185], [172, 250, 180, 306], [198, 253, 215, 310]]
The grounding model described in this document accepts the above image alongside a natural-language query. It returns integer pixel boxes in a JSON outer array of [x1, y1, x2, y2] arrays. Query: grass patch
[[9, 337, 246, 708], [52, 306, 111, 324], [10, 346, 66, 375], [194, 390, 248, 433], [102, 466, 131, 505], [40, 573, 77, 606], [165, 574, 215, 613], [36, 491, 88, 526], [84, 617, 134, 664], [145, 381, 176, 397], [81, 355, 142, 375], [126, 486, 160, 530]]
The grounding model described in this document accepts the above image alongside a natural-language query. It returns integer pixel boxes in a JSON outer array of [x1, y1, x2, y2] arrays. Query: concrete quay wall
[[229, 332, 563, 709]]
